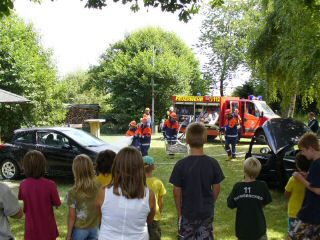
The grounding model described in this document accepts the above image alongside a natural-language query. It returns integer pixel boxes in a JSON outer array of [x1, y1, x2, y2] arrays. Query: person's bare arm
[[212, 184, 221, 202], [293, 172, 320, 195], [284, 191, 291, 199], [96, 187, 106, 226], [158, 195, 164, 213], [147, 190, 156, 225], [173, 186, 182, 217], [66, 207, 76, 240]]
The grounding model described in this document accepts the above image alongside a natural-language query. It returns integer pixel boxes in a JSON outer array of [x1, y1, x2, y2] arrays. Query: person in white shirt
[[97, 147, 156, 240]]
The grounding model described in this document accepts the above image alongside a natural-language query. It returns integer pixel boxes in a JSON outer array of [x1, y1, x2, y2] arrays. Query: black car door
[[36, 131, 80, 175], [11, 131, 37, 167]]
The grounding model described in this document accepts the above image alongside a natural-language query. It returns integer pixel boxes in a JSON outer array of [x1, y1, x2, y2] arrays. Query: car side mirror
[[260, 111, 264, 118]]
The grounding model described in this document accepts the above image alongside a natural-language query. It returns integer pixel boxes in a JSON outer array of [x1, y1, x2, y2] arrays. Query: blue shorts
[[72, 227, 99, 240]]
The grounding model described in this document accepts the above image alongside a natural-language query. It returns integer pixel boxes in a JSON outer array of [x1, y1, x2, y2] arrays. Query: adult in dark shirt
[[290, 133, 320, 239], [169, 123, 225, 240], [308, 112, 319, 133], [227, 157, 272, 240]]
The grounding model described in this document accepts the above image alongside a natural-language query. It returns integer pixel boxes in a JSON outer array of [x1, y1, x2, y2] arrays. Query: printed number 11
[[244, 187, 251, 194]]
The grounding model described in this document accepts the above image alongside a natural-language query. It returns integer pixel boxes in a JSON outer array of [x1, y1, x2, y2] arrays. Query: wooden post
[[84, 119, 105, 138]]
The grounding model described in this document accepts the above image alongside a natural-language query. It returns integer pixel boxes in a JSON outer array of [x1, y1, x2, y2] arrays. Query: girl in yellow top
[[143, 155, 166, 240], [95, 150, 116, 187], [285, 152, 311, 233]]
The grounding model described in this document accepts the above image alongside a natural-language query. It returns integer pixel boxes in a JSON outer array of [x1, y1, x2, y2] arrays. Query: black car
[[245, 118, 310, 188], [0, 127, 122, 180]]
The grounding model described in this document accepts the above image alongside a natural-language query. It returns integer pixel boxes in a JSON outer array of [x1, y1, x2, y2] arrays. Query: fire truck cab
[[172, 95, 279, 140]]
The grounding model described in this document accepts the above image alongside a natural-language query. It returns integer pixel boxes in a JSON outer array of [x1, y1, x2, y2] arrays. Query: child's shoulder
[[150, 176, 164, 184], [40, 177, 57, 186]]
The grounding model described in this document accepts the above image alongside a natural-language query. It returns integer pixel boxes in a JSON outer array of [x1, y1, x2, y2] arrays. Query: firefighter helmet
[[129, 120, 137, 127], [170, 112, 177, 119]]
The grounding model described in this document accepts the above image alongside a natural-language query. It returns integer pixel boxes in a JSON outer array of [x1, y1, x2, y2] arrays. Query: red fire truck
[[172, 95, 279, 140]]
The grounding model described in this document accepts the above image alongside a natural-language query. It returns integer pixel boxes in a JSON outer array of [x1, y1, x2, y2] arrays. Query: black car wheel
[[1, 159, 20, 180]]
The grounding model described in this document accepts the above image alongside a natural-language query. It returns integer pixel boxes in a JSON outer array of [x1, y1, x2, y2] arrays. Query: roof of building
[[0, 89, 29, 103]]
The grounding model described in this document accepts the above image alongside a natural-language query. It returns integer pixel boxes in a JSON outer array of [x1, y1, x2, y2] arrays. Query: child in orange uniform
[[137, 117, 152, 156], [126, 120, 140, 150]]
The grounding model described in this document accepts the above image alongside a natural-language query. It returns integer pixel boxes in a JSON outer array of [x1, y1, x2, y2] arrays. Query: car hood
[[88, 143, 121, 154], [86, 136, 133, 154], [261, 118, 309, 154]]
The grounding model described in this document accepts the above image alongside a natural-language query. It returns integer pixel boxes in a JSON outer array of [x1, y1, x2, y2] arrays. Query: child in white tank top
[[97, 147, 156, 240]]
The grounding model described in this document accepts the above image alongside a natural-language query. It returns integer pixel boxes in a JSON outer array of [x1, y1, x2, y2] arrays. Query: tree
[[232, 81, 261, 99], [1, 0, 201, 22], [57, 71, 110, 112], [0, 15, 65, 138], [197, 1, 254, 96], [88, 27, 207, 130], [250, 0, 320, 117]]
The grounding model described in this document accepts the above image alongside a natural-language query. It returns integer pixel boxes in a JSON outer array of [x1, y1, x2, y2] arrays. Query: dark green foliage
[[85, 0, 201, 22], [0, 0, 13, 17], [88, 27, 207, 131], [0, 15, 66, 139], [1, 0, 199, 22], [249, 0, 320, 115], [232, 81, 258, 99]]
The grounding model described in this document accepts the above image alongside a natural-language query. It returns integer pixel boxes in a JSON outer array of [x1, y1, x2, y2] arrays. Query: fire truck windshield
[[254, 101, 278, 117]]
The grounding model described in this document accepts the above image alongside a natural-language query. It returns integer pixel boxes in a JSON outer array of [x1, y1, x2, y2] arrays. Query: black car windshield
[[262, 118, 309, 154], [61, 129, 105, 147]]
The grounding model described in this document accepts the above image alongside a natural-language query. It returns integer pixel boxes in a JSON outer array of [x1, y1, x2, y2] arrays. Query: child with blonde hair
[[285, 152, 311, 234], [18, 150, 61, 240], [227, 157, 272, 240], [66, 154, 100, 240], [143, 155, 166, 240]]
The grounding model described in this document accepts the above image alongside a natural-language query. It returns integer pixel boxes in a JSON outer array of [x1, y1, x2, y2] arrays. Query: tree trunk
[[286, 93, 296, 118], [219, 56, 228, 96]]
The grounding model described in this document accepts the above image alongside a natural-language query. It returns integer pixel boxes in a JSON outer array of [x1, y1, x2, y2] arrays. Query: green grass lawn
[[6, 134, 288, 240]]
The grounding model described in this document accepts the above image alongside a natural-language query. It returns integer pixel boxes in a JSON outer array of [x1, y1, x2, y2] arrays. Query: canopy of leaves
[[88, 27, 207, 130], [1, 0, 199, 22], [197, 1, 255, 96], [0, 15, 65, 139], [57, 71, 110, 112], [250, 0, 320, 113]]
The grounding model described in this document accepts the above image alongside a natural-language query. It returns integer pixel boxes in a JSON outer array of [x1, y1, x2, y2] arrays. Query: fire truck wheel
[[207, 136, 216, 142]]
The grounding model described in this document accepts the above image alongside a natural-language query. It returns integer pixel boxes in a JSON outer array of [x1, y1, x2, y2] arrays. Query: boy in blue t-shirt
[[289, 132, 320, 239], [169, 123, 225, 239]]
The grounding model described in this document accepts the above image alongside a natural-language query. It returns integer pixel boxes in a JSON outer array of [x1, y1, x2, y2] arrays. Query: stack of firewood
[[65, 104, 100, 124]]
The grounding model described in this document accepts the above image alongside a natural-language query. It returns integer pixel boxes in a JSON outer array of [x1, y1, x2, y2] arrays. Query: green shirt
[[67, 184, 100, 229], [227, 180, 272, 240]]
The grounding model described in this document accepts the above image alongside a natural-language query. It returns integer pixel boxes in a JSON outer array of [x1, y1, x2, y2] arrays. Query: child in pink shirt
[[18, 150, 61, 240]]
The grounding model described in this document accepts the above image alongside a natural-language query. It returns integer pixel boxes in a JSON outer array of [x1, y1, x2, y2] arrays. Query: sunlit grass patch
[[6, 134, 288, 239]]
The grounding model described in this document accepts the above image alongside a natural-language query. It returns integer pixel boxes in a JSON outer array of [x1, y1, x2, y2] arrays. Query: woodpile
[[65, 104, 100, 125]]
